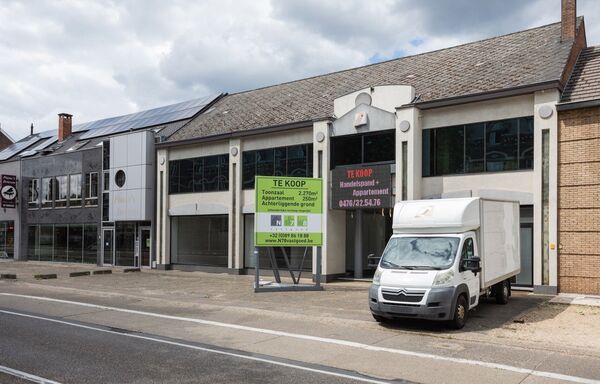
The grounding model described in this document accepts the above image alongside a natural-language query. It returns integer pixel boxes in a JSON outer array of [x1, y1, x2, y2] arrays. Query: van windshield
[[380, 236, 460, 270]]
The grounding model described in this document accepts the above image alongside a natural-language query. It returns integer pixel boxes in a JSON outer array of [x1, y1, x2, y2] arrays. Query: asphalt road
[[0, 310, 402, 384]]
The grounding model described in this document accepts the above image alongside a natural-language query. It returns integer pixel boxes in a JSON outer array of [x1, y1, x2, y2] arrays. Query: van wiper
[[399, 265, 416, 270], [381, 260, 400, 268]]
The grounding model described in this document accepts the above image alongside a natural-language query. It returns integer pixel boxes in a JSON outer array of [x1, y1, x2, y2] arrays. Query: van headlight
[[433, 269, 454, 286], [373, 267, 383, 285]]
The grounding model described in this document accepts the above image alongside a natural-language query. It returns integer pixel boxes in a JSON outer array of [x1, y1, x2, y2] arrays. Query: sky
[[1, 0, 599, 141]]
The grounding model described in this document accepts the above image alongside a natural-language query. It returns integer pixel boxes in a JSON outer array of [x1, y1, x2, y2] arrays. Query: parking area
[[2, 259, 599, 355]]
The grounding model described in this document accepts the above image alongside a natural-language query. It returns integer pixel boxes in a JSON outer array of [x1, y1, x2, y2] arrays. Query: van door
[[459, 236, 480, 308]]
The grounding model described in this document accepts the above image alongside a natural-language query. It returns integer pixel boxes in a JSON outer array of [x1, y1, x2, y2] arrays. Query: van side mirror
[[462, 256, 481, 276], [367, 254, 381, 269]]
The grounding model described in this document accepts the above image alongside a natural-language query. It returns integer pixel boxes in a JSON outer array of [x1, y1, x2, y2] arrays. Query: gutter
[[556, 98, 600, 111], [412, 81, 562, 110]]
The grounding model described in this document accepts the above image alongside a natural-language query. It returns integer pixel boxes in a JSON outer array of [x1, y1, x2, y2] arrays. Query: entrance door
[[102, 229, 114, 266], [516, 224, 534, 286], [139, 227, 152, 268]]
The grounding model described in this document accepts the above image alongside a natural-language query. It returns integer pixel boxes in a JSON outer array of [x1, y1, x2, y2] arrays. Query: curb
[[34, 273, 57, 280], [69, 271, 91, 277], [92, 270, 112, 275], [124, 268, 141, 273], [1, 273, 17, 279]]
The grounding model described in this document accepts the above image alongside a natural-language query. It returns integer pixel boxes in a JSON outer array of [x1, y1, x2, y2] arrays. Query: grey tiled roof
[[169, 20, 579, 143], [561, 46, 600, 103]]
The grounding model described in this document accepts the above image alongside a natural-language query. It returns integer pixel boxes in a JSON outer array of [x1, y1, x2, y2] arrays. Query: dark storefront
[[21, 147, 102, 264]]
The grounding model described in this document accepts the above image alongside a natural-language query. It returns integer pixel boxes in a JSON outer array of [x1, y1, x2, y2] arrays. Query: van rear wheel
[[450, 295, 468, 329], [494, 280, 510, 305]]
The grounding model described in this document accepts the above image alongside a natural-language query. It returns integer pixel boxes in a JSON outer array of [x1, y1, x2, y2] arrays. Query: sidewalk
[[551, 293, 600, 307]]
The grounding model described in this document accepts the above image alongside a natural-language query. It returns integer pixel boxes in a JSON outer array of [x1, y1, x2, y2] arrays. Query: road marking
[[1, 293, 599, 384], [0, 364, 62, 384], [0, 309, 397, 384]]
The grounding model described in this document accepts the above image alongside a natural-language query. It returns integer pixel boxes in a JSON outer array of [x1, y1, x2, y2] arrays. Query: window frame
[[242, 144, 314, 190], [422, 116, 534, 177], [28, 178, 40, 209], [41, 177, 53, 209], [69, 174, 82, 208], [169, 154, 230, 195], [84, 172, 99, 207]]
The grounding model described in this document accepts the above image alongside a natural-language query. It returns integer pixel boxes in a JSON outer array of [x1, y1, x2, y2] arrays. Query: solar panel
[[18, 136, 58, 157], [75, 94, 219, 140], [0, 136, 41, 161]]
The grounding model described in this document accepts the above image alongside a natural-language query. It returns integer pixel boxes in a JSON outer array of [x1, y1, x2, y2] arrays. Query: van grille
[[381, 289, 425, 303]]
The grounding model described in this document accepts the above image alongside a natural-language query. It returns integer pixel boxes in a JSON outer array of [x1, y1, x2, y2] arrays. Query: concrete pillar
[[533, 89, 560, 294], [313, 119, 346, 279], [396, 106, 421, 201], [229, 138, 242, 270], [155, 148, 170, 266]]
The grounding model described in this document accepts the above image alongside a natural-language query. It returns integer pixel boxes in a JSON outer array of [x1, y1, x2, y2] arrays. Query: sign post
[[254, 176, 323, 292]]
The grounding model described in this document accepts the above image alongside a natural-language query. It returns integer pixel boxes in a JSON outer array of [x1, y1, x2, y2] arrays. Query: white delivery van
[[369, 198, 520, 329]]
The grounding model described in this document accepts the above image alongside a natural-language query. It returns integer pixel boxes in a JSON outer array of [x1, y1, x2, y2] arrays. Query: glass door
[[516, 224, 533, 286], [102, 228, 114, 266], [139, 227, 152, 268]]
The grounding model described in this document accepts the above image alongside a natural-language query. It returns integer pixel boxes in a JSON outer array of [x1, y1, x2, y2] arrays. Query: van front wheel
[[450, 295, 468, 329]]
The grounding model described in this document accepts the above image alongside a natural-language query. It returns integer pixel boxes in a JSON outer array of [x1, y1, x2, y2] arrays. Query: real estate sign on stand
[[255, 176, 322, 247]]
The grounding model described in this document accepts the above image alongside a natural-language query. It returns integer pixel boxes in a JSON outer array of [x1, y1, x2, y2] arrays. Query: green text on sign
[[255, 176, 323, 247]]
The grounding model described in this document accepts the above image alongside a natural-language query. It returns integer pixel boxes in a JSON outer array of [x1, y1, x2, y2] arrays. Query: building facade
[[155, 6, 587, 295], [0, 95, 222, 267], [557, 46, 600, 295]]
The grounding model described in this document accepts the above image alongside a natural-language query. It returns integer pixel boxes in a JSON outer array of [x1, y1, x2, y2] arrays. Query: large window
[[169, 154, 229, 194], [331, 131, 395, 169], [422, 116, 534, 177], [68, 225, 83, 263], [242, 144, 313, 189], [28, 179, 40, 209], [0, 221, 15, 258], [27, 226, 39, 260], [85, 172, 99, 206], [53, 225, 68, 262], [83, 225, 98, 264], [69, 174, 82, 207], [171, 215, 228, 267], [39, 225, 53, 261], [54, 176, 68, 208], [41, 177, 53, 209], [27, 224, 97, 264]]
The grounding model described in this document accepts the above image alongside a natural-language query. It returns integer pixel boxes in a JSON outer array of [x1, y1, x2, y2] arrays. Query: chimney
[[58, 113, 73, 141], [561, 0, 577, 41], [30, 123, 34, 136]]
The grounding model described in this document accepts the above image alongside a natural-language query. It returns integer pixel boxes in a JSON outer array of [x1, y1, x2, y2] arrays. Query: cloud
[[0, 0, 598, 141]]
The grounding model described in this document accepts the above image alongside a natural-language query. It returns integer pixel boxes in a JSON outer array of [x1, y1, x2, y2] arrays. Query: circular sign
[[115, 170, 126, 188], [539, 105, 553, 119], [316, 132, 326, 143], [399, 120, 411, 132], [1, 185, 17, 201], [355, 92, 372, 106]]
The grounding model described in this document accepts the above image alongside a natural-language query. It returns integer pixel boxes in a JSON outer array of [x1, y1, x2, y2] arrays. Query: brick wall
[[559, 107, 600, 295], [0, 131, 12, 151]]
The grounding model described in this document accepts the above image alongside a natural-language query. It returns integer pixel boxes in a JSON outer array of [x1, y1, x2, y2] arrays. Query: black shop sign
[[1, 174, 17, 209], [331, 165, 392, 210]]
